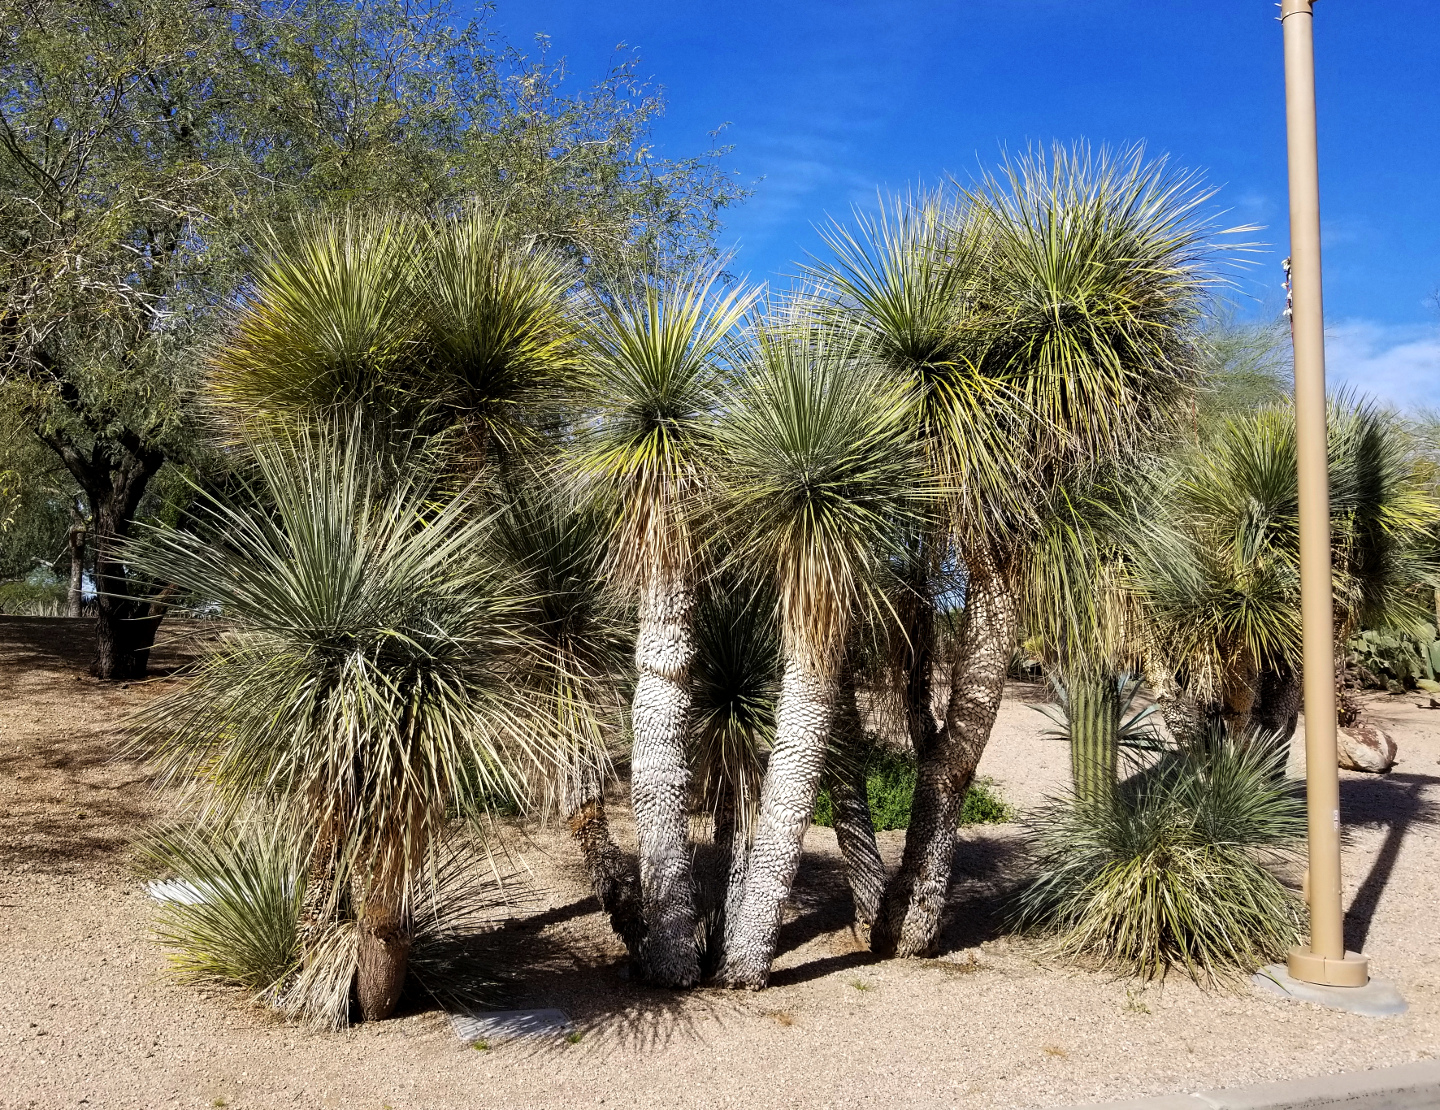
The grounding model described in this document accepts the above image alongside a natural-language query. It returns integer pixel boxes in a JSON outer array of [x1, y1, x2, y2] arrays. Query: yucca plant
[[568, 266, 757, 987], [127, 424, 553, 1021], [1013, 737, 1306, 982], [806, 145, 1231, 960], [485, 482, 645, 956], [144, 816, 518, 1029], [1142, 397, 1440, 741], [713, 325, 928, 987], [686, 580, 780, 970], [142, 817, 307, 996], [208, 207, 578, 467]]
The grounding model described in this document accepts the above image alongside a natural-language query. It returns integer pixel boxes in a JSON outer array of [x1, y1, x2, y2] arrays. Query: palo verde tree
[[0, 0, 743, 677]]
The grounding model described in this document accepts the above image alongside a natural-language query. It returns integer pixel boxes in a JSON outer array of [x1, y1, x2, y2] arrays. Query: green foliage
[[1348, 624, 1439, 691], [1013, 741, 1306, 982], [0, 567, 66, 614], [141, 820, 306, 994], [716, 327, 929, 667], [142, 815, 511, 1028], [126, 423, 561, 920], [814, 741, 1012, 831], [1138, 398, 1439, 720]]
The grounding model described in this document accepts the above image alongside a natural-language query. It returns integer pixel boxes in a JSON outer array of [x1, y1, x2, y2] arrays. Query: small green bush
[[813, 741, 1012, 831]]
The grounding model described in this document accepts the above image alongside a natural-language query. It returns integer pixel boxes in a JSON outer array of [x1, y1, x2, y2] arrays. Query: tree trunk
[[872, 561, 1016, 958], [565, 765, 646, 961], [824, 660, 884, 931], [1144, 652, 1201, 746], [355, 893, 411, 1022], [629, 575, 700, 987], [65, 511, 86, 618], [1068, 673, 1119, 806], [1254, 665, 1303, 750], [92, 497, 164, 680], [36, 418, 164, 678], [1220, 652, 1260, 739], [719, 654, 835, 989]]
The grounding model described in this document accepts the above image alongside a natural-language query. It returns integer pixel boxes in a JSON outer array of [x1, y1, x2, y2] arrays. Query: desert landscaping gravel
[[2, 617, 1437, 1110]]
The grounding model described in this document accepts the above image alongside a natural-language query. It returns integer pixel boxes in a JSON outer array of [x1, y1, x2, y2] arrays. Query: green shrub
[[0, 569, 67, 615], [141, 820, 306, 995], [1011, 740, 1306, 982], [142, 818, 508, 1028], [1348, 624, 1439, 692], [814, 741, 1012, 831]]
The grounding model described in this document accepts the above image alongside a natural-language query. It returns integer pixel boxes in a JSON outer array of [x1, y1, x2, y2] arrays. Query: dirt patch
[[1, 617, 1437, 1110]]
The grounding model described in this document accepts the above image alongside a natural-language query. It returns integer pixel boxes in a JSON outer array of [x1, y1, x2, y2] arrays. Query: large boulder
[[1337, 721, 1397, 774], [1285, 718, 1397, 776]]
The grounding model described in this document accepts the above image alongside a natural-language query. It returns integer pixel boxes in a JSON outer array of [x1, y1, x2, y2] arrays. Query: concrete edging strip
[[1056, 1059, 1440, 1110]]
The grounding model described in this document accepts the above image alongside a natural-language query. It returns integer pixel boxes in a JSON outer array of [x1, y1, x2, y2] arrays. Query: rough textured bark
[[872, 563, 1016, 958], [1068, 674, 1120, 805], [629, 576, 700, 987], [38, 419, 165, 679], [1145, 656, 1202, 747], [719, 655, 835, 989], [1254, 665, 1303, 748], [565, 766, 646, 960], [65, 510, 86, 618], [824, 661, 884, 931], [1220, 653, 1260, 738], [355, 895, 411, 1022]]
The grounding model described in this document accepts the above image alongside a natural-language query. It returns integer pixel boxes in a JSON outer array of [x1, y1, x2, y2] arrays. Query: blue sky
[[485, 1, 1439, 410]]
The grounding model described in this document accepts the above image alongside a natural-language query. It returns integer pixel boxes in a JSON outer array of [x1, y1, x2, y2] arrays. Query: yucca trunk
[[629, 576, 700, 987], [825, 661, 884, 930], [720, 655, 835, 988], [1067, 674, 1120, 805], [872, 564, 1016, 958], [354, 883, 411, 1022], [566, 766, 646, 960], [1254, 665, 1303, 749]]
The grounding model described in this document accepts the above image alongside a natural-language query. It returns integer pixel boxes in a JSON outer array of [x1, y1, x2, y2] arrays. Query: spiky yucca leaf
[[716, 329, 930, 671], [415, 208, 580, 459], [208, 212, 423, 437], [570, 267, 758, 588], [143, 819, 305, 994], [688, 581, 780, 828]]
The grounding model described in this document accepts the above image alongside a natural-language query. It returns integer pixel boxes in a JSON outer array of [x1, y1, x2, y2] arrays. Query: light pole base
[[1255, 962, 1407, 1018], [1286, 943, 1370, 986]]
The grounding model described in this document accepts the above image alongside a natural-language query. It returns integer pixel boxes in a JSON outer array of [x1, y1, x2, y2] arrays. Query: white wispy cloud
[[1324, 320, 1439, 412]]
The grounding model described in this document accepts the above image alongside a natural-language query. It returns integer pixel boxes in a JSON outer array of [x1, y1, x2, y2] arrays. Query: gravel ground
[[1, 616, 1437, 1110]]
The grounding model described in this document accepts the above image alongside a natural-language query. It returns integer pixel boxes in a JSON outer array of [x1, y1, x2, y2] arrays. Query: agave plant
[[128, 424, 554, 1021]]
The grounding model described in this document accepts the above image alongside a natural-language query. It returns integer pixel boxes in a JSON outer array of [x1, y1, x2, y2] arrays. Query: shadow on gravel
[[1341, 771, 1440, 954]]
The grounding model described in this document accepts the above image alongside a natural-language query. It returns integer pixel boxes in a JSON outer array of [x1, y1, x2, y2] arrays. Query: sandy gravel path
[[1, 617, 1437, 1110]]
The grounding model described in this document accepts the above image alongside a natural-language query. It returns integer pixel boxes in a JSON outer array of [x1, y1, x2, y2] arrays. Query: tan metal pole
[[1280, 0, 1368, 988]]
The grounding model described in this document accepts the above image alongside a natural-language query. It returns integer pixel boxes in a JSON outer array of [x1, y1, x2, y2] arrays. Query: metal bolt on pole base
[[1287, 944, 1370, 988]]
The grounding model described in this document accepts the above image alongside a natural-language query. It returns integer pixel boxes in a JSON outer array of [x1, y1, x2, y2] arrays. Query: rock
[[1286, 718, 1397, 775], [1337, 722, 1396, 773]]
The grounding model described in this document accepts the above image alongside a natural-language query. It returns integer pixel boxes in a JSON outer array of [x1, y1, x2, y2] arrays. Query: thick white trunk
[[720, 655, 834, 989], [630, 577, 700, 987]]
